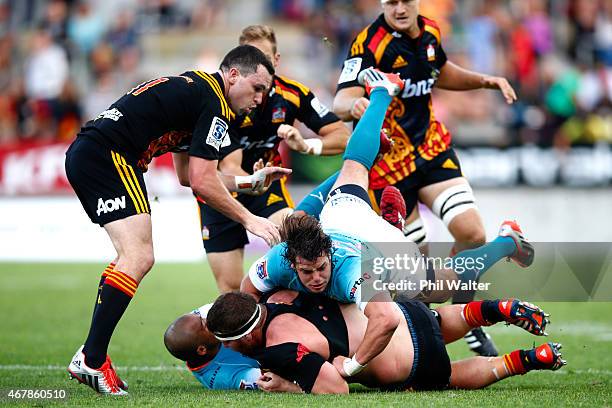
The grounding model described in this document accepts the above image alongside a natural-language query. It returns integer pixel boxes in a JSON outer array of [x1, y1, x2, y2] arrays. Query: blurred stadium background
[[0, 1, 611, 404], [0, 0, 610, 261]]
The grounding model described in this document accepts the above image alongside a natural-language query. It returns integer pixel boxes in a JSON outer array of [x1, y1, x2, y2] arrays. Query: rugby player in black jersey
[[175, 25, 350, 293], [65, 45, 291, 395], [207, 291, 565, 394], [332, 0, 517, 356]]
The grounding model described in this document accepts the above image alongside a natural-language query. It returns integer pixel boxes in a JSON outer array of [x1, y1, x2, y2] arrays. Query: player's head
[[281, 214, 333, 293], [239, 25, 280, 69], [381, 0, 420, 34], [163, 312, 220, 363], [220, 44, 275, 115], [206, 292, 265, 355]]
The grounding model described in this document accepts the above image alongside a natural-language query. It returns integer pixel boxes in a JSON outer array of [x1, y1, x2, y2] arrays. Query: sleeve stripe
[[277, 75, 310, 95], [193, 71, 230, 119], [201, 72, 230, 115], [424, 25, 441, 44], [204, 72, 236, 120]]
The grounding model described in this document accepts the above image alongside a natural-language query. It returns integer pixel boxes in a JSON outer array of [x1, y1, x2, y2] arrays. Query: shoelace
[[101, 364, 121, 393]]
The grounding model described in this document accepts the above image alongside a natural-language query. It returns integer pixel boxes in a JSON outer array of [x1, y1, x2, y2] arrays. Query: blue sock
[[295, 171, 339, 219], [342, 89, 392, 170], [452, 236, 516, 282]]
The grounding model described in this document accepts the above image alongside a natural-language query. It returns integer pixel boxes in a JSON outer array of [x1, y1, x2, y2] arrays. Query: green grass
[[0, 262, 611, 407]]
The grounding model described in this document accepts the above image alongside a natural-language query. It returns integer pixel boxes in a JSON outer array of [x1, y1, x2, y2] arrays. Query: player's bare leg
[[433, 298, 563, 389], [69, 213, 153, 395], [449, 342, 565, 389], [208, 207, 291, 293], [419, 177, 486, 252], [208, 249, 244, 293], [419, 176, 494, 355]]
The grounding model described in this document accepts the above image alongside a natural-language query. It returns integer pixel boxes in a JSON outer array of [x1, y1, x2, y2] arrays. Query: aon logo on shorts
[[97, 196, 126, 216], [401, 78, 435, 98]]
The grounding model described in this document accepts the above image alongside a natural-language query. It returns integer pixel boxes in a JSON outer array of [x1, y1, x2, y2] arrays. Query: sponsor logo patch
[[266, 193, 284, 206], [96, 196, 126, 216], [256, 261, 268, 280], [271, 107, 286, 123], [392, 55, 408, 69], [96, 108, 123, 121], [205, 116, 229, 151], [338, 57, 362, 83], [427, 44, 436, 61], [310, 97, 330, 118]]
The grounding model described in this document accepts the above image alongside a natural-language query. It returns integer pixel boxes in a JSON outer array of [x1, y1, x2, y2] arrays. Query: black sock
[[83, 278, 136, 369], [479, 299, 506, 323]]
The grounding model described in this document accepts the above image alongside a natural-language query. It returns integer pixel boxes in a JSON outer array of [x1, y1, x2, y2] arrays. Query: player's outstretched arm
[[436, 61, 517, 104], [316, 121, 350, 155], [333, 86, 369, 121], [278, 122, 349, 156]]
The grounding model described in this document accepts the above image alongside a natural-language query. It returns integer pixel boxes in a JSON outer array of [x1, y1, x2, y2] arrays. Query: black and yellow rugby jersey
[[79, 71, 234, 171], [222, 75, 339, 173], [337, 14, 450, 189]]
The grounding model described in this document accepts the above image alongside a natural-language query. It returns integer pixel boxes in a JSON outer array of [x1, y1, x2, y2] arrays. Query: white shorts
[[320, 192, 405, 242], [320, 192, 426, 299]]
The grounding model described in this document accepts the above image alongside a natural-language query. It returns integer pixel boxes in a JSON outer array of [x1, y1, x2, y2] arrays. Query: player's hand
[[244, 166, 292, 196], [350, 97, 370, 119], [244, 215, 280, 247], [252, 158, 267, 172], [483, 76, 517, 104], [332, 355, 349, 377], [257, 372, 303, 393], [277, 124, 309, 153]]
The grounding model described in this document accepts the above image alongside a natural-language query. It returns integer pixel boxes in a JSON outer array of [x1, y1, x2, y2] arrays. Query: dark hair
[[280, 214, 333, 265], [239, 25, 277, 54], [219, 44, 275, 76], [206, 292, 258, 337]]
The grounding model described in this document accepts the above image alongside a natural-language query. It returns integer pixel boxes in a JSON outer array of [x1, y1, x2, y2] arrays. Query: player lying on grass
[[239, 68, 534, 373], [164, 292, 303, 391], [206, 290, 565, 394]]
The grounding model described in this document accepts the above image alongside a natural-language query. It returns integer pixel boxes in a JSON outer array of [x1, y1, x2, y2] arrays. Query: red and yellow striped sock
[[104, 270, 138, 298], [462, 301, 490, 327], [101, 262, 116, 279], [503, 349, 527, 375]]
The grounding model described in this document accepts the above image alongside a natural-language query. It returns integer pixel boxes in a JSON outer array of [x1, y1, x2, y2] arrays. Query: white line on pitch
[[1, 365, 612, 376], [0, 365, 188, 372]]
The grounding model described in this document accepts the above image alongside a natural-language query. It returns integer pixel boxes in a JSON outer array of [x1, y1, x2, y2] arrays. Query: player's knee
[[458, 227, 486, 247], [131, 251, 155, 278], [431, 184, 477, 228]]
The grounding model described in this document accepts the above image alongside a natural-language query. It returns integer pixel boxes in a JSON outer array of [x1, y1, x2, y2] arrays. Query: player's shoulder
[[349, 15, 388, 57], [187, 70, 234, 121], [275, 75, 311, 96], [419, 15, 442, 45], [271, 75, 306, 108]]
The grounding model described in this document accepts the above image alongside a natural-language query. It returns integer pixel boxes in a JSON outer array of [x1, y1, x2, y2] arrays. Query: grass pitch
[[0, 262, 610, 407]]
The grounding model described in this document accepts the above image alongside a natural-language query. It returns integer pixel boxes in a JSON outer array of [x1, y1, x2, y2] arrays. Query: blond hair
[[239, 25, 277, 54]]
